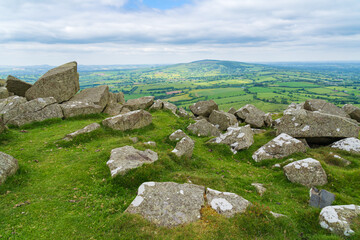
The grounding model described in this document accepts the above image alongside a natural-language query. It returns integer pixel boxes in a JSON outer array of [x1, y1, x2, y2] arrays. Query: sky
[[1, 0, 360, 65]]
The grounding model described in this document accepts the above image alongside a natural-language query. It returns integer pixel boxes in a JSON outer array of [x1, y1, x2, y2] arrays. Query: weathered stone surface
[[264, 113, 273, 127], [63, 123, 101, 141], [126, 182, 205, 227], [251, 183, 266, 196], [102, 110, 152, 131], [206, 188, 251, 217], [177, 107, 189, 118], [60, 101, 103, 118], [304, 99, 349, 118], [169, 129, 187, 141], [235, 104, 266, 128], [228, 107, 237, 115], [319, 205, 360, 236], [5, 75, 32, 97], [0, 96, 27, 122], [143, 141, 157, 147], [0, 152, 19, 185], [283, 158, 328, 187], [70, 85, 109, 110], [331, 137, 360, 154], [309, 187, 335, 209], [103, 103, 124, 116], [0, 118, 5, 134], [172, 136, 194, 158], [149, 99, 163, 110], [163, 102, 178, 115], [109, 92, 125, 104], [328, 152, 351, 166], [25, 61, 79, 103], [213, 125, 254, 154], [252, 133, 307, 162], [209, 110, 238, 131], [189, 100, 218, 117], [270, 211, 287, 218], [0, 79, 5, 87], [252, 128, 266, 134], [0, 87, 9, 99], [343, 104, 360, 122], [107, 146, 158, 177], [125, 96, 154, 111], [187, 119, 221, 137]]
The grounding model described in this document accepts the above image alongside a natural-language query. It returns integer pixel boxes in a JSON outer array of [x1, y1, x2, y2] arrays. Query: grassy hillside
[[1, 111, 359, 239]]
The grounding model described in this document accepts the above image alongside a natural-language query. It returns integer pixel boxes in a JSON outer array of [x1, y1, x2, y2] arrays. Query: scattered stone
[[252, 133, 307, 162], [103, 103, 124, 116], [60, 101, 103, 118], [228, 107, 237, 115], [309, 187, 335, 209], [283, 158, 328, 187], [328, 152, 351, 166], [0, 152, 19, 185], [187, 119, 221, 137], [169, 129, 187, 141], [251, 183, 266, 196], [149, 99, 163, 110], [177, 107, 189, 118], [107, 146, 158, 177], [235, 104, 266, 128], [270, 211, 287, 218], [0, 87, 9, 99], [163, 102, 177, 115], [172, 136, 194, 158], [144, 141, 156, 147], [264, 113, 273, 127], [5, 75, 32, 97], [63, 123, 101, 141], [102, 110, 152, 131], [319, 205, 360, 236], [331, 137, 360, 154], [129, 137, 139, 143], [209, 110, 238, 131], [343, 104, 360, 122], [189, 100, 218, 117], [252, 128, 266, 134], [272, 163, 281, 168], [125, 96, 154, 111], [304, 99, 349, 118], [25, 61, 79, 103], [70, 85, 109, 110], [213, 125, 254, 154]]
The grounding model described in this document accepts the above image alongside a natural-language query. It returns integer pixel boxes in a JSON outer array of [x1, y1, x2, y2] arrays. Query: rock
[[25, 61, 79, 103], [328, 152, 351, 166], [144, 141, 156, 147], [0, 87, 9, 99], [213, 125, 254, 154], [187, 119, 221, 137], [172, 136, 194, 158], [103, 103, 124, 116], [343, 104, 360, 122], [252, 128, 266, 134], [5, 75, 32, 97], [125, 96, 154, 111], [0, 96, 27, 122], [235, 104, 266, 128], [149, 99, 163, 110], [129, 137, 138, 143], [63, 123, 101, 141], [283, 158, 328, 187], [109, 92, 125, 104], [251, 183, 266, 196], [270, 211, 287, 218], [206, 188, 251, 217], [0, 152, 19, 185], [297, 138, 310, 148], [228, 107, 237, 115], [331, 137, 360, 154], [0, 118, 5, 134], [126, 182, 205, 227], [189, 100, 218, 117], [107, 146, 158, 177], [169, 129, 187, 141], [60, 101, 103, 118], [272, 163, 281, 168], [304, 99, 349, 118], [209, 110, 238, 131], [309, 187, 335, 209], [102, 110, 152, 131], [0, 79, 5, 87], [319, 205, 360, 236], [177, 107, 189, 118], [163, 102, 178, 115], [70, 85, 109, 110], [264, 113, 273, 127], [252, 133, 307, 162]]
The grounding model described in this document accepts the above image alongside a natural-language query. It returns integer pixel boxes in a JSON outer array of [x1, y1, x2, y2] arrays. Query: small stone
[[63, 123, 101, 141], [169, 129, 187, 141], [144, 141, 156, 147], [251, 183, 266, 196], [172, 136, 194, 158]]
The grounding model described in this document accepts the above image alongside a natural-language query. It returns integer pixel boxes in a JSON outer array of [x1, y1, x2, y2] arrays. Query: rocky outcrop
[[228, 107, 237, 115], [189, 100, 218, 117], [309, 188, 335, 209], [235, 104, 266, 128], [102, 110, 152, 131], [177, 107, 189, 118], [342, 104, 360, 122], [60, 101, 103, 118], [209, 110, 238, 131], [63, 123, 101, 141], [107, 146, 158, 177], [124, 96, 154, 111], [172, 136, 195, 158], [5, 75, 32, 97], [283, 158, 328, 187], [0, 152, 19, 185], [25, 61, 79, 103], [169, 129, 187, 141], [213, 125, 254, 154], [0, 87, 9, 99], [70, 85, 109, 110], [252, 133, 307, 162], [103, 103, 124, 116], [0, 96, 27, 122], [149, 99, 163, 110], [331, 137, 360, 154], [187, 119, 221, 137], [163, 102, 177, 115], [304, 99, 349, 118]]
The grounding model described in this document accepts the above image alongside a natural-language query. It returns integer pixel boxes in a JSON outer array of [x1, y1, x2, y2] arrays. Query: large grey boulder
[[109, 92, 125, 104], [126, 182, 205, 227], [102, 110, 152, 131], [25, 61, 79, 103], [0, 152, 19, 185], [107, 146, 158, 177], [319, 205, 360, 236], [309, 187, 335, 209], [60, 101, 103, 118], [70, 85, 109, 110], [283, 158, 328, 187], [0, 96, 27, 122], [304, 99, 349, 118], [169, 129, 187, 141], [343, 104, 360, 122], [235, 104, 266, 128], [206, 188, 251, 217], [209, 110, 238, 131], [189, 100, 218, 117], [5, 75, 32, 97], [149, 99, 163, 110], [63, 123, 101, 141], [331, 137, 360, 154], [124, 96, 154, 111], [172, 136, 195, 158], [252, 133, 307, 162], [163, 101, 178, 115], [103, 103, 124, 116], [187, 119, 221, 137], [213, 125, 254, 154], [0, 87, 9, 99]]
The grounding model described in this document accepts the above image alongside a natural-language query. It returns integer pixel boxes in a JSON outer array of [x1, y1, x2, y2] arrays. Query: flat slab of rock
[[125, 96, 154, 111], [331, 137, 360, 154], [320, 205, 360, 236], [209, 110, 238, 131], [235, 104, 266, 128], [63, 123, 100, 141], [70, 85, 109, 110], [126, 182, 205, 227], [169, 129, 187, 141], [213, 125, 254, 154], [60, 101, 103, 118], [107, 146, 158, 177], [252, 133, 307, 162], [6, 75, 32, 97], [25, 61, 79, 103], [187, 119, 221, 137], [343, 104, 360, 122], [102, 110, 152, 131], [304, 99, 349, 118], [0, 152, 19, 185], [309, 187, 335, 209], [172, 136, 194, 158], [189, 100, 218, 117], [283, 158, 328, 187]]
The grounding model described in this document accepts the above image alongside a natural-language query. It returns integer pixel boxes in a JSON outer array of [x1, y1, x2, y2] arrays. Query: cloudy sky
[[1, 0, 360, 65]]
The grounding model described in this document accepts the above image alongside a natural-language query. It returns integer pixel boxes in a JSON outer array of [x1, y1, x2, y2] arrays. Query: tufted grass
[[0, 110, 359, 239]]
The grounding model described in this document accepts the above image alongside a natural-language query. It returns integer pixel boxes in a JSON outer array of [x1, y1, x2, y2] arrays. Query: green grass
[[0, 111, 359, 239]]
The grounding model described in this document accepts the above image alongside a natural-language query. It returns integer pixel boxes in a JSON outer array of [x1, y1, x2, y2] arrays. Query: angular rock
[[70, 85, 109, 110], [25, 61, 79, 103], [60, 101, 103, 118], [319, 205, 360, 236], [228, 107, 237, 115], [343, 104, 360, 122], [304, 99, 349, 118], [109, 92, 125, 104], [189, 100, 218, 117], [172, 136, 194, 158], [0, 87, 9, 99], [102, 110, 152, 131], [251, 183, 266, 196], [270, 211, 287, 218], [283, 158, 328, 187], [143, 141, 157, 147], [149, 99, 163, 110], [264, 113, 273, 127], [209, 110, 238, 131], [252, 133, 307, 162], [328, 152, 351, 166], [63, 123, 101, 141], [0, 152, 19, 185], [235, 104, 266, 128], [103, 103, 124, 116], [213, 125, 254, 154], [309, 187, 335, 209], [126, 182, 205, 227], [252, 128, 266, 134], [107, 146, 158, 177], [125, 96, 154, 111], [163, 101, 177, 115], [0, 96, 27, 122], [177, 107, 189, 118], [187, 119, 221, 137], [331, 137, 360, 154], [206, 188, 251, 217], [169, 129, 187, 141], [5, 75, 32, 97]]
